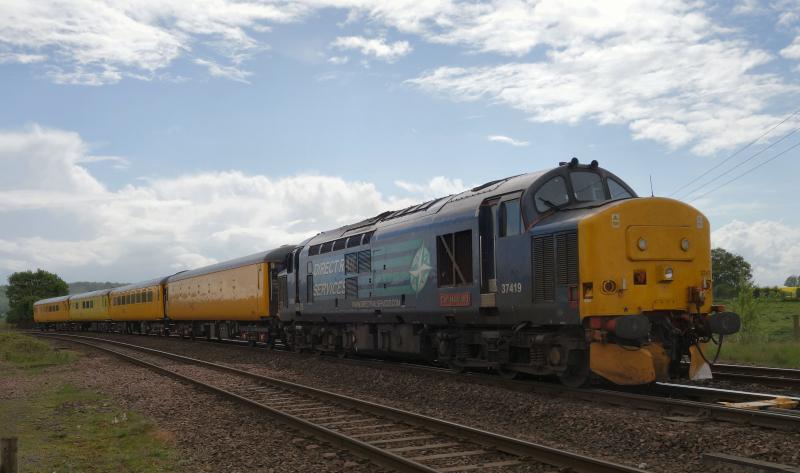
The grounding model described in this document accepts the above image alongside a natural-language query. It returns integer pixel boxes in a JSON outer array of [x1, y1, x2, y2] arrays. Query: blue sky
[[1, 0, 800, 285]]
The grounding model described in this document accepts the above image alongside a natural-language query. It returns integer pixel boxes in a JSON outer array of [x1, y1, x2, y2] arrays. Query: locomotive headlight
[[637, 237, 647, 251], [663, 266, 674, 281], [680, 238, 690, 251]]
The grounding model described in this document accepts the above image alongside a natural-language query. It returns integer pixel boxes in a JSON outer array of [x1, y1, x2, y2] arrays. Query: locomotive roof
[[34, 295, 70, 305], [167, 245, 295, 283], [109, 277, 171, 294], [305, 169, 551, 244], [304, 163, 635, 246]]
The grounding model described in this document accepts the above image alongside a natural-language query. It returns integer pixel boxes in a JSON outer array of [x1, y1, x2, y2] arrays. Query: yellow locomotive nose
[[577, 197, 714, 385]]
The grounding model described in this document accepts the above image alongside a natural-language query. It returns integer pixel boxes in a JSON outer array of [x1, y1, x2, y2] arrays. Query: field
[[716, 299, 800, 368], [0, 329, 181, 472]]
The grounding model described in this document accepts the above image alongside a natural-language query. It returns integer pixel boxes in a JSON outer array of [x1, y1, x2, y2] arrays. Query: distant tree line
[[6, 269, 68, 327]]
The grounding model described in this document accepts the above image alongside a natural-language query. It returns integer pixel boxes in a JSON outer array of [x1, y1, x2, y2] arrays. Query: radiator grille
[[358, 250, 372, 273], [345, 277, 358, 299], [556, 232, 578, 285], [532, 235, 555, 302], [345, 252, 358, 274]]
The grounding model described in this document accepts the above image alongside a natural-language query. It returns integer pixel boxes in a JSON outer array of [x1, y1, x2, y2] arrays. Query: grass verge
[[718, 339, 800, 368], [0, 331, 182, 472], [0, 331, 76, 371], [0, 383, 180, 473]]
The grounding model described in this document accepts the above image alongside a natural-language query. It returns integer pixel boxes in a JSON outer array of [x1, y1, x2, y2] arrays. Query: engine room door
[[493, 193, 528, 312], [479, 199, 498, 305]]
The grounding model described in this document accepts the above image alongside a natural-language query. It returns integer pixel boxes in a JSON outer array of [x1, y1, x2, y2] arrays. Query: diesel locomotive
[[34, 160, 740, 386]]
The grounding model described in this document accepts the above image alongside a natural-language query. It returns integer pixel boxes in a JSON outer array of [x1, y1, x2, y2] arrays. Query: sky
[[1, 0, 800, 285]]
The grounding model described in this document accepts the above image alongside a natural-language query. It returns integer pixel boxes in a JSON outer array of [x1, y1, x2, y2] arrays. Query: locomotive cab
[[490, 159, 741, 385]]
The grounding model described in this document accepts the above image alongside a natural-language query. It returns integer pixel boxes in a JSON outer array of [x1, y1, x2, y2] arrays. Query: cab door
[[493, 193, 529, 315]]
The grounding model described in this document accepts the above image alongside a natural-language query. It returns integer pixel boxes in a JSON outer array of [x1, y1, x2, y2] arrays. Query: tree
[[785, 275, 799, 287], [711, 248, 753, 299], [6, 269, 68, 327]]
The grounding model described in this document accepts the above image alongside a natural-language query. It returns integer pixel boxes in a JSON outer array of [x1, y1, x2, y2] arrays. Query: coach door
[[479, 198, 498, 308]]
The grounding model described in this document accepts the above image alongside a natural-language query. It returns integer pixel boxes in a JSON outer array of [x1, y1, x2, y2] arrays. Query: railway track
[[39, 333, 647, 473], [710, 363, 800, 391], [36, 331, 800, 432]]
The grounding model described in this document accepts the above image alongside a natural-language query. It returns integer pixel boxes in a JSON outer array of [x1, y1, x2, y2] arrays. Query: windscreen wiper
[[538, 197, 567, 211]]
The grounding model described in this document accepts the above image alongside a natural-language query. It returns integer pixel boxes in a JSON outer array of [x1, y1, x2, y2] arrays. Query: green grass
[[0, 383, 181, 473], [0, 331, 76, 371], [715, 298, 800, 368], [719, 340, 800, 368]]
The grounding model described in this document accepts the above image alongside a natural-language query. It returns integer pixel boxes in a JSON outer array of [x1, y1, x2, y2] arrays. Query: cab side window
[[608, 177, 633, 200], [534, 176, 569, 212], [499, 199, 522, 237]]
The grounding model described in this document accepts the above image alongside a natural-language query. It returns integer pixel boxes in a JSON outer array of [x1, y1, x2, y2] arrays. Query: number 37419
[[500, 282, 523, 294]]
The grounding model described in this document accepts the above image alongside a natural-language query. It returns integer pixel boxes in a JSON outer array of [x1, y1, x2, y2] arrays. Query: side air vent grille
[[556, 232, 578, 285], [346, 277, 358, 299], [532, 235, 555, 302]]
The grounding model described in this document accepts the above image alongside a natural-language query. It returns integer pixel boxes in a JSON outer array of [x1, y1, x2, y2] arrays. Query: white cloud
[[2, 0, 799, 157], [0, 125, 428, 282], [328, 55, 350, 65], [410, 38, 794, 156], [0, 0, 307, 84], [0, 53, 46, 64], [394, 176, 469, 198], [330, 36, 412, 62], [487, 134, 529, 147], [781, 37, 800, 59], [194, 58, 252, 83], [712, 219, 800, 285]]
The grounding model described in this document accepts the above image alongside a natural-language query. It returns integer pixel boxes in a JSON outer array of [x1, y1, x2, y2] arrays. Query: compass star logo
[[409, 244, 431, 294]]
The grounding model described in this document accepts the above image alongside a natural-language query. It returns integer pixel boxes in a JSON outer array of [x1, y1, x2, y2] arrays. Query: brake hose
[[694, 333, 724, 366]]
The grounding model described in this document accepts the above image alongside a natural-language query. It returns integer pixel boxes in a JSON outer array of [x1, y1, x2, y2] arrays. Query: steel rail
[[39, 333, 648, 473], [710, 364, 800, 391], [38, 331, 800, 432]]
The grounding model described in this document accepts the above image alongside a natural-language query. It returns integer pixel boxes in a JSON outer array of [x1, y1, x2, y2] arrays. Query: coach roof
[[109, 277, 171, 294], [34, 295, 70, 305], [167, 245, 295, 283], [70, 289, 112, 300]]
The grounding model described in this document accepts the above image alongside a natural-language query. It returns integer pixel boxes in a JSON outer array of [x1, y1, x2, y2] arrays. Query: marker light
[[680, 238, 690, 251], [663, 266, 674, 280], [637, 238, 647, 251]]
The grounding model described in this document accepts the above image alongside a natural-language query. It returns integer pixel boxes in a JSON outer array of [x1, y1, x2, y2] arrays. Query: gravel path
[[48, 333, 800, 472]]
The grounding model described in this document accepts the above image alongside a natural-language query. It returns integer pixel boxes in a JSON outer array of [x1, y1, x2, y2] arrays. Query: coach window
[[436, 230, 473, 287], [499, 199, 522, 237], [534, 176, 569, 212], [608, 177, 633, 200], [147, 290, 154, 302]]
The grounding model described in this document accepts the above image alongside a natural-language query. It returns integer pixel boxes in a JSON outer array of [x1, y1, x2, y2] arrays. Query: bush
[[731, 281, 762, 343]]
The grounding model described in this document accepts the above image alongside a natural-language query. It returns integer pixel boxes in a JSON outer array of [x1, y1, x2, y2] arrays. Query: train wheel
[[557, 350, 590, 388]]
